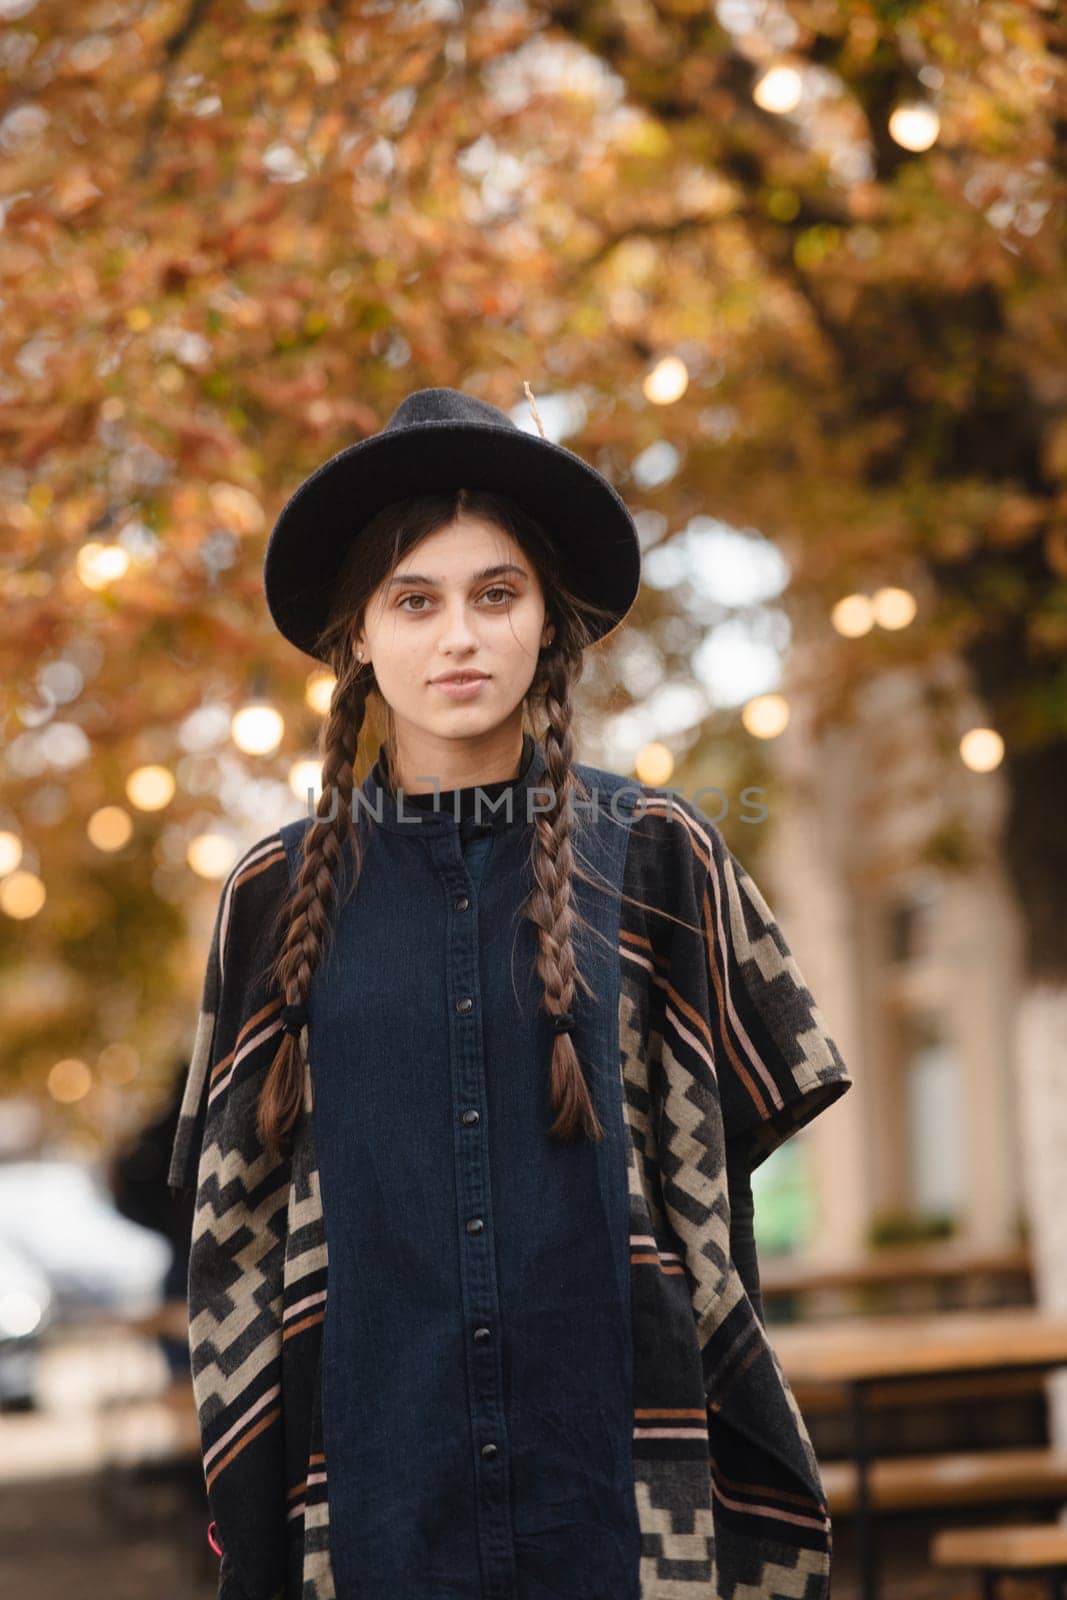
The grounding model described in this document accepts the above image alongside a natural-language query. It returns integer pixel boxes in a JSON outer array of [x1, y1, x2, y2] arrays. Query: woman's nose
[[436, 599, 480, 649]]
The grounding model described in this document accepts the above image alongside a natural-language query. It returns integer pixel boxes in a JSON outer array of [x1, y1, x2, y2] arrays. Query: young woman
[[169, 387, 852, 1600]]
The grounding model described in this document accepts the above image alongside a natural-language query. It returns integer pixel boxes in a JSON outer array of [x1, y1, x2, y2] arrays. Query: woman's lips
[[432, 676, 488, 699]]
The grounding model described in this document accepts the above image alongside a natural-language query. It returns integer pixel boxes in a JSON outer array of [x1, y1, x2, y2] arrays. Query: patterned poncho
[[168, 750, 852, 1600]]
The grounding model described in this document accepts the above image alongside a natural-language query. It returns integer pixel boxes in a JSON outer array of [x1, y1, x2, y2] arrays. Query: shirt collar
[[357, 732, 550, 835]]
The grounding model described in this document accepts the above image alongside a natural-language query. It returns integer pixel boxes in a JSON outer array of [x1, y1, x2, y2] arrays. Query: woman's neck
[[387, 727, 528, 796], [402, 733, 534, 814]]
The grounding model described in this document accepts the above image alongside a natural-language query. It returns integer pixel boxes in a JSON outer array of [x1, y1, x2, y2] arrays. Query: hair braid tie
[[552, 1012, 576, 1035], [281, 1002, 309, 1036]]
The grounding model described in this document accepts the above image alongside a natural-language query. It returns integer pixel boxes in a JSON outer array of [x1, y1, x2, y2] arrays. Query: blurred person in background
[[108, 1056, 194, 1380]]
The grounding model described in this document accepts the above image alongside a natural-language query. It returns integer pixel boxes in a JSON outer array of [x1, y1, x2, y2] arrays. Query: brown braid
[[526, 641, 604, 1142], [258, 649, 370, 1152]]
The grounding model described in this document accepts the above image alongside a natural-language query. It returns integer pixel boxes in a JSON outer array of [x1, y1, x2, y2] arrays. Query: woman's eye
[[398, 588, 514, 612]]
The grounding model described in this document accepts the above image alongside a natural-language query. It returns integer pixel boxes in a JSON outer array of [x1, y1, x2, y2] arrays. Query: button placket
[[433, 831, 516, 1593]]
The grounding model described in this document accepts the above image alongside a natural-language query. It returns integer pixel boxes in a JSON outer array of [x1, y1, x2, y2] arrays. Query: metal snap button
[[480, 1442, 498, 1460], [456, 996, 473, 1014], [473, 1326, 491, 1343], [455, 894, 470, 911], [461, 1109, 480, 1126], [466, 1217, 485, 1235]]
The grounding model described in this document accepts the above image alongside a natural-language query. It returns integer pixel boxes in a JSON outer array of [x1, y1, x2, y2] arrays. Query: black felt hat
[[263, 386, 642, 663]]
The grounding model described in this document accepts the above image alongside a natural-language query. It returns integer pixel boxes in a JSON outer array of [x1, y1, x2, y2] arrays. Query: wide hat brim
[[263, 418, 642, 662]]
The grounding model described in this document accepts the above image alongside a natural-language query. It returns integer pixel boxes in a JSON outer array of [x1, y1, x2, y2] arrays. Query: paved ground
[[0, 1468, 216, 1599], [3, 1470, 1062, 1600]]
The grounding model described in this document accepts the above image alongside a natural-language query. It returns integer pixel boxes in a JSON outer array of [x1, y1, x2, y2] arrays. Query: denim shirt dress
[[279, 733, 644, 1600]]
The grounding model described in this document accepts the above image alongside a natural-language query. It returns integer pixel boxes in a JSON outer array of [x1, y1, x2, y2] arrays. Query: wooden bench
[[98, 1377, 200, 1468], [762, 1243, 1032, 1319], [793, 1366, 1050, 1416], [930, 1521, 1067, 1600], [820, 1448, 1067, 1515]]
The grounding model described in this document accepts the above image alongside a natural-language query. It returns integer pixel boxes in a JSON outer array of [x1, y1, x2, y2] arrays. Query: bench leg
[[849, 1381, 879, 1600], [981, 1573, 997, 1600]]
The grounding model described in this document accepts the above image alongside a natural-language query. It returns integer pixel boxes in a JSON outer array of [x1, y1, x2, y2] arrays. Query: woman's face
[[354, 511, 554, 759]]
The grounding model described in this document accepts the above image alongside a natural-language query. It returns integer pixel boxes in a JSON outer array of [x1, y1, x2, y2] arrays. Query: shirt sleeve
[[696, 817, 853, 1173]]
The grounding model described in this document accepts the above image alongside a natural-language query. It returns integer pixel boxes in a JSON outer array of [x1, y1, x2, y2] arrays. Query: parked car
[[0, 1235, 55, 1410], [0, 1158, 172, 1323]]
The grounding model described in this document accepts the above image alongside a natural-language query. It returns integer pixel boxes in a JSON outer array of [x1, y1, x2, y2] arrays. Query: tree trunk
[[1015, 982, 1067, 1459]]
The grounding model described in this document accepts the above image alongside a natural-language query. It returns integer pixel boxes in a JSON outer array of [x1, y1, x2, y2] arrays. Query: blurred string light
[[76, 541, 130, 589], [47, 1058, 92, 1104], [831, 593, 875, 637], [289, 759, 323, 803], [643, 357, 689, 406], [871, 586, 917, 629], [87, 806, 133, 851], [889, 101, 940, 152], [126, 764, 176, 811], [0, 870, 46, 919], [742, 693, 790, 739], [232, 701, 284, 755], [753, 63, 803, 115], [634, 742, 674, 787], [960, 727, 1004, 773], [305, 671, 336, 714], [831, 586, 916, 637], [187, 832, 239, 879], [0, 831, 23, 875]]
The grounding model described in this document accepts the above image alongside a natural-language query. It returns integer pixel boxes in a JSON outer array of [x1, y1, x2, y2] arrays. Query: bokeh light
[[753, 63, 803, 115], [0, 831, 23, 876], [305, 671, 337, 714], [87, 806, 134, 851], [741, 693, 790, 739], [75, 541, 130, 590], [289, 759, 323, 802], [872, 586, 917, 630], [125, 764, 176, 811], [187, 832, 240, 879], [0, 870, 46, 919], [634, 742, 675, 786], [960, 727, 1004, 772], [643, 357, 689, 405], [232, 702, 285, 755], [47, 1057, 92, 1103], [889, 102, 940, 152], [831, 594, 876, 637]]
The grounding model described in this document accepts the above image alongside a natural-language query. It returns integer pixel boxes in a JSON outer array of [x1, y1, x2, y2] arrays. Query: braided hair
[[260, 488, 626, 1156]]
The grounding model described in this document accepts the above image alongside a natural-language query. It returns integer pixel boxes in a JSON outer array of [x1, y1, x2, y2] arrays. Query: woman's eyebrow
[[385, 563, 529, 589]]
